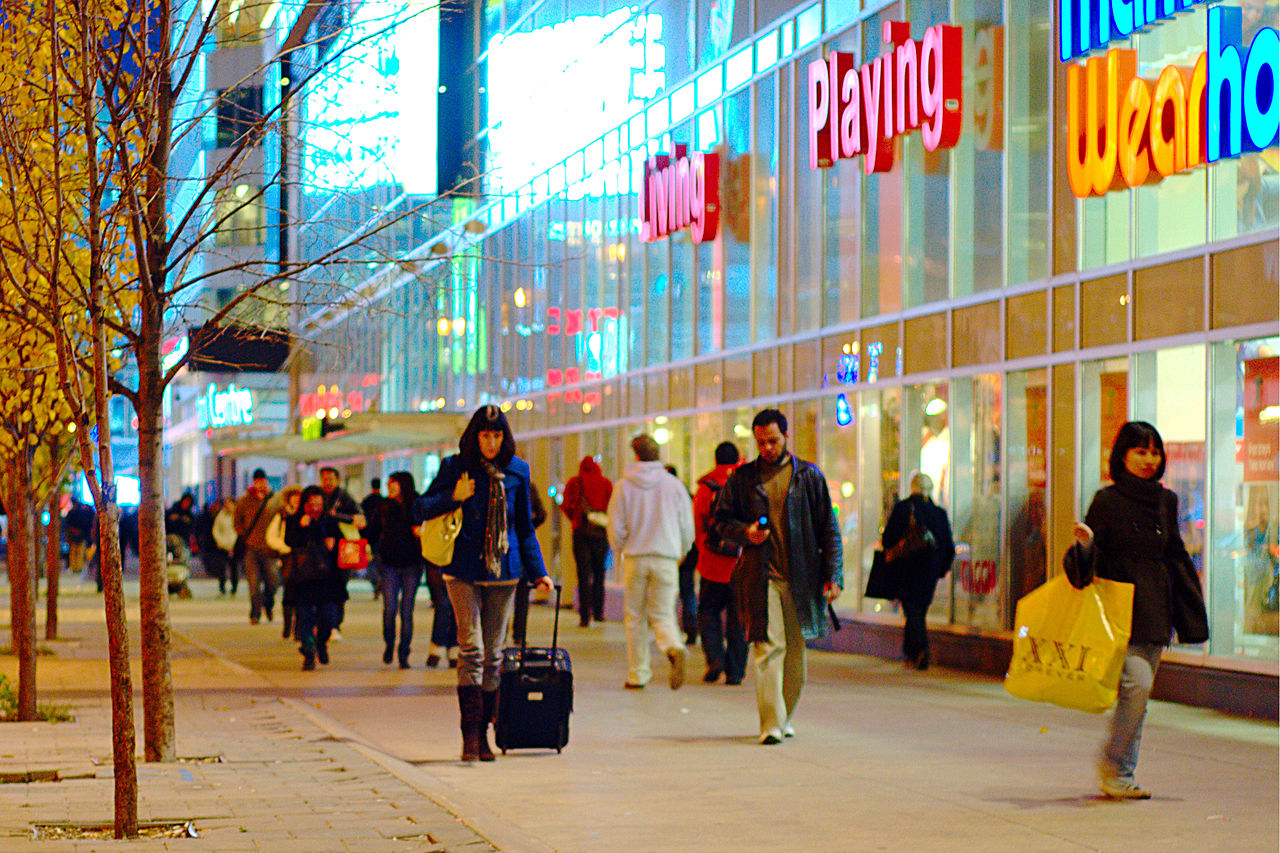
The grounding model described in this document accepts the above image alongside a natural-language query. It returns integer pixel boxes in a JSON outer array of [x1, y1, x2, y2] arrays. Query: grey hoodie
[[606, 461, 695, 560]]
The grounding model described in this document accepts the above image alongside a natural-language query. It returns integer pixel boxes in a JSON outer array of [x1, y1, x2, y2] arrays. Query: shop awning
[[210, 411, 468, 463]]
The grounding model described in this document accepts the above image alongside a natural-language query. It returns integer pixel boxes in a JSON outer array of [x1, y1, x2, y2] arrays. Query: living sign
[[198, 383, 254, 429], [807, 21, 963, 173], [1063, 4, 1279, 198], [640, 145, 720, 243]]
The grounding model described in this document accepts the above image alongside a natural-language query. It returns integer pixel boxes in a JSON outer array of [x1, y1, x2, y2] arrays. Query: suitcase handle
[[518, 583, 562, 670]]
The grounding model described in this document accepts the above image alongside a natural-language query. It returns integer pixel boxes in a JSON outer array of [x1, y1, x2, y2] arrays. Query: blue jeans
[[296, 601, 341, 658], [1103, 643, 1163, 780], [697, 577, 747, 681], [382, 563, 423, 660], [445, 580, 517, 690]]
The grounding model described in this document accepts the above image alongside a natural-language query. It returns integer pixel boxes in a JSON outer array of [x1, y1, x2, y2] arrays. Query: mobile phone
[[758, 515, 769, 529]]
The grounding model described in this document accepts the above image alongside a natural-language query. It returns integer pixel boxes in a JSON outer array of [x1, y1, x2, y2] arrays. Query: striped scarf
[[481, 460, 509, 578]]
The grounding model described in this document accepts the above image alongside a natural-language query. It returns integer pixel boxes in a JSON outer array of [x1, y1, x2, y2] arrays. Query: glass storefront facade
[[305, 0, 1279, 678]]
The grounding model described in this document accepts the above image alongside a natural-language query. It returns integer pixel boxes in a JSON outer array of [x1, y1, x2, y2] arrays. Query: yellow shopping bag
[[1004, 574, 1134, 714]]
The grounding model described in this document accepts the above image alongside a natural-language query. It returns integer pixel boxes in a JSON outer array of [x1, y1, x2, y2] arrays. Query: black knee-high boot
[[457, 685, 482, 762], [479, 689, 498, 762]]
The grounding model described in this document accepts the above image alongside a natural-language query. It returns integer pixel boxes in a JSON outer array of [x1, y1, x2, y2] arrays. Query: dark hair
[[370, 477, 381, 490], [460, 405, 516, 468], [665, 464, 678, 477], [299, 485, 325, 509], [387, 471, 417, 504], [251, 468, 268, 481], [319, 466, 339, 477], [1109, 420, 1166, 481], [752, 408, 788, 435], [631, 433, 660, 462], [714, 441, 740, 465]]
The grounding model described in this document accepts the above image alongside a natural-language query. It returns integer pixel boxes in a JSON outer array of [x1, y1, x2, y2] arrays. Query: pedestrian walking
[[606, 434, 695, 690], [283, 486, 346, 670], [560, 455, 613, 627], [713, 408, 842, 744], [165, 494, 196, 566], [693, 441, 747, 685], [881, 471, 955, 671], [65, 498, 94, 578], [196, 498, 231, 594], [318, 466, 366, 639], [1064, 421, 1208, 799], [212, 498, 239, 594], [667, 464, 700, 646], [378, 472, 424, 668], [234, 469, 280, 624], [416, 405, 553, 762], [362, 477, 385, 599], [266, 486, 303, 639]]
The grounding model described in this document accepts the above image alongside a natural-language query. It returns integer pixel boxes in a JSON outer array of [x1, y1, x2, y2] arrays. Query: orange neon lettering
[[1119, 76, 1156, 187], [1150, 64, 1189, 177], [1187, 52, 1208, 169]]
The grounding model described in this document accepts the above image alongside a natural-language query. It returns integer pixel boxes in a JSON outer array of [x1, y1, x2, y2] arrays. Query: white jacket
[[606, 461, 694, 561], [212, 508, 238, 552], [264, 512, 291, 554]]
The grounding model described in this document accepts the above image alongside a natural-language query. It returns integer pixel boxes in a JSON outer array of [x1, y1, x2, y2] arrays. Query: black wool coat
[[1064, 482, 1208, 646], [881, 494, 956, 606]]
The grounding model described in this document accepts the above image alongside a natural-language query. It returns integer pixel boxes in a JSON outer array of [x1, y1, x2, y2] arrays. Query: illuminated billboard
[[485, 7, 665, 197], [299, 1, 439, 196]]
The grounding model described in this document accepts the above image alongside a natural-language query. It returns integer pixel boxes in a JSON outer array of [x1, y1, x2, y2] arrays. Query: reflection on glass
[[951, 374, 1003, 629]]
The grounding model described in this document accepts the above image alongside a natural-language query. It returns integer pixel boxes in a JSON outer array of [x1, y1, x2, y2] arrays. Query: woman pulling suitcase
[[417, 405, 553, 762]]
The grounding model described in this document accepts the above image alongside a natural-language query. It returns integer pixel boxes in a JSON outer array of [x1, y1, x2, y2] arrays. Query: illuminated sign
[[299, 374, 380, 420], [1059, 0, 1209, 61], [807, 21, 963, 174], [198, 383, 255, 429], [161, 335, 189, 373], [640, 145, 720, 243], [1062, 5, 1278, 198]]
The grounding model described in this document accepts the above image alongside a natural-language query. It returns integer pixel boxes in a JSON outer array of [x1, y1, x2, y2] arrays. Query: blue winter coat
[[415, 454, 549, 584]]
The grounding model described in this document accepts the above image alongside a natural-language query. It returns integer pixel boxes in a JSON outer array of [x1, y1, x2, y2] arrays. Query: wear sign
[[640, 145, 720, 243], [807, 21, 963, 174], [1243, 357, 1279, 483], [1063, 5, 1279, 198]]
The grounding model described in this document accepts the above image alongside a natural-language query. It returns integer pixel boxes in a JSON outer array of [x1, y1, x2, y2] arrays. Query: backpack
[[698, 478, 741, 559]]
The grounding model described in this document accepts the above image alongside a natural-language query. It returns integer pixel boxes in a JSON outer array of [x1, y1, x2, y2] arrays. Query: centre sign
[[807, 21, 964, 173], [198, 383, 255, 429]]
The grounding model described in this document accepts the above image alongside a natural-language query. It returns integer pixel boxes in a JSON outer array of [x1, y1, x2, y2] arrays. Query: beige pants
[[622, 555, 684, 685], [751, 579, 806, 737]]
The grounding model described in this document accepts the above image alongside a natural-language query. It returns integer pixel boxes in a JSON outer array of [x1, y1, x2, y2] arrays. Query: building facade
[[288, 0, 1278, 710]]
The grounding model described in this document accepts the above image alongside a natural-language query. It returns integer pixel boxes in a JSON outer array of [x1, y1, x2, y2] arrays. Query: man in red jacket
[[561, 455, 614, 626], [693, 442, 747, 685]]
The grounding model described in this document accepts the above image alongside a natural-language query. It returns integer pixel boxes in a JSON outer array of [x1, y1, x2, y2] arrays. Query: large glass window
[[1004, 0, 1050, 286], [1007, 368, 1048, 609], [949, 374, 1003, 630], [213, 184, 266, 246], [822, 392, 860, 610], [723, 88, 753, 350], [821, 28, 860, 326], [860, 5, 904, 317], [791, 52, 822, 333], [859, 387, 901, 615], [752, 74, 779, 341], [1210, 337, 1280, 661]]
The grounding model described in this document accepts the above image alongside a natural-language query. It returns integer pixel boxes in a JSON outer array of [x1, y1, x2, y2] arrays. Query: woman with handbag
[[560, 455, 614, 626], [1065, 421, 1208, 799], [377, 471, 425, 668], [416, 405, 553, 762], [881, 472, 955, 671], [266, 486, 303, 640], [284, 486, 346, 671]]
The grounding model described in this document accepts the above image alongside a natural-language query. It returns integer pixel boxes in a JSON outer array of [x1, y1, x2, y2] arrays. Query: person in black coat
[[881, 472, 956, 671], [377, 471, 424, 669], [284, 486, 347, 671], [1065, 421, 1208, 800]]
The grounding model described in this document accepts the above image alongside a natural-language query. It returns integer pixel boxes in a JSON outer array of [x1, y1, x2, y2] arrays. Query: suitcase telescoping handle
[[517, 582, 562, 669]]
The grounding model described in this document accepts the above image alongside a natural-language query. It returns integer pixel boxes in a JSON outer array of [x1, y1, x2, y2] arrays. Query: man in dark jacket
[[713, 408, 842, 744], [881, 472, 955, 670], [361, 478, 385, 598]]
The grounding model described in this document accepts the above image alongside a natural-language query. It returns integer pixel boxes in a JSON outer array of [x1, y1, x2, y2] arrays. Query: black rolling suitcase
[[495, 584, 572, 753]]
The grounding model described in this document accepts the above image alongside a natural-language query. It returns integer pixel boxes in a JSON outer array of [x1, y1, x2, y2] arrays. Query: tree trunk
[[96, 499, 137, 837], [8, 457, 38, 721], [136, 331, 175, 763], [45, 493, 60, 640]]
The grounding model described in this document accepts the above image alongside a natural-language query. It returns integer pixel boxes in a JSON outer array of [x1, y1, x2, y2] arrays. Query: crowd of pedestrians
[[70, 405, 1200, 800]]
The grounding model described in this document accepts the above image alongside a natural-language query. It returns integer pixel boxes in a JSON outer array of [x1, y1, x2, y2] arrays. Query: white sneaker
[[759, 729, 783, 745], [782, 722, 795, 738], [329, 629, 343, 642]]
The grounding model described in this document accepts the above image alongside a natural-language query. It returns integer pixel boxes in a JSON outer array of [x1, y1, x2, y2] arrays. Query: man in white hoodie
[[608, 433, 696, 690]]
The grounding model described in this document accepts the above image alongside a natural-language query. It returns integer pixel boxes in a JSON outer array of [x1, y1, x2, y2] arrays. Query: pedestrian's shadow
[[984, 791, 1184, 809]]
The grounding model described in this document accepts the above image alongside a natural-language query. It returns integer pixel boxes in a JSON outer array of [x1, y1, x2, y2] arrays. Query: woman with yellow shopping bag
[[1064, 421, 1207, 800]]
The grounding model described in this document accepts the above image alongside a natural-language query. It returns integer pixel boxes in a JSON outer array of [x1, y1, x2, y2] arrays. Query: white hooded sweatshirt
[[606, 461, 695, 561]]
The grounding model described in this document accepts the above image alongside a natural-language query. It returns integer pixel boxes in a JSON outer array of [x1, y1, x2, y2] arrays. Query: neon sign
[[1063, 5, 1278, 198], [640, 145, 720, 243], [198, 383, 255, 429], [1059, 0, 1209, 61], [807, 21, 963, 174]]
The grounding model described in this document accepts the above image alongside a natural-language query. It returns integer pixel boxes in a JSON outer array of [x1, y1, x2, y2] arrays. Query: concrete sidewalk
[[2, 575, 1277, 852]]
